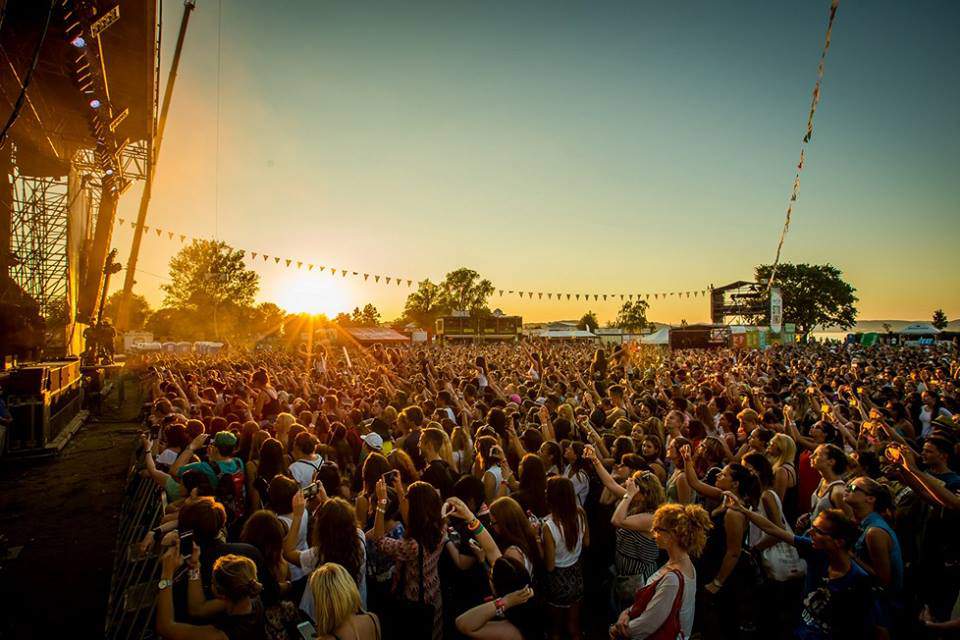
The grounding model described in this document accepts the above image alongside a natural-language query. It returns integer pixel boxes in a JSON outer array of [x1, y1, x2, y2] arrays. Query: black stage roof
[[1, 0, 157, 177]]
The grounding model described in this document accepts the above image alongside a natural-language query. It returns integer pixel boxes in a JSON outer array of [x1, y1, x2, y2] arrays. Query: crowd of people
[[134, 337, 960, 639]]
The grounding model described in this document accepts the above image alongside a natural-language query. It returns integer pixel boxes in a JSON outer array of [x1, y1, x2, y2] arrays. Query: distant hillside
[[820, 319, 959, 333]]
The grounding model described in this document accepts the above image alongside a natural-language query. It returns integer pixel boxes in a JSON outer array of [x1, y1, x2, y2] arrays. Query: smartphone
[[447, 527, 461, 545], [302, 481, 322, 499], [296, 620, 317, 640], [382, 469, 400, 485], [179, 529, 194, 557]]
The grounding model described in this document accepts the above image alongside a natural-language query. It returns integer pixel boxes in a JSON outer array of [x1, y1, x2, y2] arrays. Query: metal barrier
[[104, 434, 165, 640]]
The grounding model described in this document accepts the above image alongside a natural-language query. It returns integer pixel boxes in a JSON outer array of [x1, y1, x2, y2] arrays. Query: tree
[[404, 279, 447, 330], [438, 268, 494, 316], [932, 309, 949, 330], [350, 304, 381, 327], [754, 263, 858, 339], [333, 312, 354, 327], [615, 299, 651, 333], [882, 322, 893, 334], [578, 311, 599, 333], [162, 239, 258, 310], [103, 291, 152, 329]]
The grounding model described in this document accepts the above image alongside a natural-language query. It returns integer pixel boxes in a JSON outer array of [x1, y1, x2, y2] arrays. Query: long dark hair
[[546, 476, 580, 552], [240, 510, 285, 576], [517, 454, 548, 517], [405, 481, 443, 551], [312, 497, 363, 580], [361, 452, 392, 496], [490, 497, 543, 568], [257, 438, 286, 484]]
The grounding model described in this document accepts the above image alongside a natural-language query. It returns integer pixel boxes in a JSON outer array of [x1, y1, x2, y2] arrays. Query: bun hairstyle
[[212, 554, 263, 601], [652, 503, 713, 557]]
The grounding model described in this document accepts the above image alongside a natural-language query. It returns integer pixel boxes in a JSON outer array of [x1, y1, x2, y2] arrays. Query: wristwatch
[[158, 578, 174, 591]]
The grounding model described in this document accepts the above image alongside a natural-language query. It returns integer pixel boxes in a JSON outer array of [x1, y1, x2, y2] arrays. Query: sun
[[273, 274, 350, 317]]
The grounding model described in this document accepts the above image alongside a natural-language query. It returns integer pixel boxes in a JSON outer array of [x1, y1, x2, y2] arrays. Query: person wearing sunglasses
[[842, 478, 902, 593], [726, 495, 881, 639]]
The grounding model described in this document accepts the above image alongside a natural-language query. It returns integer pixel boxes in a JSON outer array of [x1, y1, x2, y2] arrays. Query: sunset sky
[[108, 0, 960, 325]]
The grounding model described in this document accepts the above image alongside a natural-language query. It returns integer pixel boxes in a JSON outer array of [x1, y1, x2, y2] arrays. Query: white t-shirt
[[544, 514, 584, 568], [289, 456, 323, 489], [564, 465, 589, 507], [627, 566, 697, 639], [157, 448, 179, 467], [278, 511, 309, 580], [299, 529, 367, 618]]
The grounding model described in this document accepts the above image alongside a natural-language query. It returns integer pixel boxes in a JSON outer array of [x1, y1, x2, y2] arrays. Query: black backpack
[[211, 459, 247, 525]]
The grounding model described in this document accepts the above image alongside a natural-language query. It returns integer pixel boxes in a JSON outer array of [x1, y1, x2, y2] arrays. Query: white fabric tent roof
[[899, 323, 941, 335], [529, 329, 597, 339], [641, 326, 671, 345]]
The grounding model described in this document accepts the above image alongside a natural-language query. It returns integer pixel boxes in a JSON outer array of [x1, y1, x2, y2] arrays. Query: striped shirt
[[615, 528, 660, 579]]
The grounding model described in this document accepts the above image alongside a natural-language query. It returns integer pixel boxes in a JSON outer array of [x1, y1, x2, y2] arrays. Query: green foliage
[[754, 263, 858, 337], [103, 291, 152, 329], [932, 309, 949, 330], [438, 268, 494, 316], [615, 299, 651, 333], [404, 279, 447, 330], [162, 239, 258, 310], [578, 311, 599, 333], [351, 304, 381, 327]]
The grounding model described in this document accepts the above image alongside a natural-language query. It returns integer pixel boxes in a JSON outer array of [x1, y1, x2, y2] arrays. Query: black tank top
[[213, 598, 267, 640]]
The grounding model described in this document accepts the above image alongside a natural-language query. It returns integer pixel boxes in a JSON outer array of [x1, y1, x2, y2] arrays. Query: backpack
[[211, 459, 247, 525]]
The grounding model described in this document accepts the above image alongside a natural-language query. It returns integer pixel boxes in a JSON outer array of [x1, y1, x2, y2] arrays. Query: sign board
[[770, 287, 783, 333]]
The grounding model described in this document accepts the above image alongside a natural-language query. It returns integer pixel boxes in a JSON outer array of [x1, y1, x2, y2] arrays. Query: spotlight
[[89, 98, 101, 109], [71, 36, 86, 48], [105, 168, 114, 176]]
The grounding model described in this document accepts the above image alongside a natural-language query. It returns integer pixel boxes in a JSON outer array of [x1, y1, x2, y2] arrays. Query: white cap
[[361, 432, 384, 451]]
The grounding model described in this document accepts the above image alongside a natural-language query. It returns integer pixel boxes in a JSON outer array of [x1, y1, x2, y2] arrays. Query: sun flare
[[272, 274, 350, 317]]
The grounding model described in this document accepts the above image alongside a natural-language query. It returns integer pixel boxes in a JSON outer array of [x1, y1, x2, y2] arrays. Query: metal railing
[[104, 434, 165, 640]]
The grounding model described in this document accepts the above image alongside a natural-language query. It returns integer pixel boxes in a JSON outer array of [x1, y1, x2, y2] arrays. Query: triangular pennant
[[396, 278, 401, 286], [168, 232, 174, 240], [118, 218, 125, 225], [566, 294, 571, 300], [629, 294, 633, 300], [547, 293, 552, 300], [180, 234, 186, 242], [499, 290, 503, 297], [352, 272, 358, 276], [603, 295, 607, 301], [364, 274, 369, 281], [528, 292, 533, 298], [646, 294, 650, 300], [319, 266, 325, 272], [308, 264, 314, 271], [297, 262, 302, 269], [155, 228, 162, 237], [263, 255, 269, 261], [518, 292, 524, 299], [686, 291, 691, 298], [130, 222, 136, 229], [275, 257, 281, 264], [407, 280, 412, 287], [143, 226, 150, 233], [386, 277, 391, 284], [508, 290, 513, 294], [285, 259, 292, 267], [342, 270, 348, 277], [654, 294, 658, 300], [593, 294, 598, 301], [620, 294, 624, 300], [538, 293, 543, 299], [251, 252, 258, 259], [374, 275, 380, 283]]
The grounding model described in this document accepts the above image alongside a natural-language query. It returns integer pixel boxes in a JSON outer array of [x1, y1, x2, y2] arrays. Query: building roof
[[345, 327, 411, 343]]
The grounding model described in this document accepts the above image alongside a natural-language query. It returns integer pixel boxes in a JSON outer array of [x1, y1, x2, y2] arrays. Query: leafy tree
[[439, 268, 494, 316], [615, 299, 651, 333], [404, 279, 447, 330], [577, 311, 599, 333], [350, 304, 381, 327], [103, 291, 152, 329], [882, 323, 893, 334], [932, 309, 949, 330], [145, 307, 196, 340], [754, 263, 858, 339], [333, 312, 354, 327], [162, 239, 258, 310]]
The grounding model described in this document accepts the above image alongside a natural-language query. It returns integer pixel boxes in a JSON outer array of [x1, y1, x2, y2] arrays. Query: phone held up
[[179, 529, 194, 558], [302, 481, 322, 499]]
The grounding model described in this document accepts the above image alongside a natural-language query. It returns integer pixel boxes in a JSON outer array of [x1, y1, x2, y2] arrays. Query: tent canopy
[[899, 323, 941, 335], [641, 326, 671, 345]]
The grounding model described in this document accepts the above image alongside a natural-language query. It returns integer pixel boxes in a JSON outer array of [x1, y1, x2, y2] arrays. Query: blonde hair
[[652, 503, 712, 557], [557, 403, 575, 424], [768, 433, 797, 471], [309, 562, 361, 635], [212, 554, 262, 601], [274, 413, 297, 435], [629, 471, 666, 514]]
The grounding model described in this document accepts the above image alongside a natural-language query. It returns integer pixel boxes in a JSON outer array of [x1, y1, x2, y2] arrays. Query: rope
[[0, 0, 55, 150]]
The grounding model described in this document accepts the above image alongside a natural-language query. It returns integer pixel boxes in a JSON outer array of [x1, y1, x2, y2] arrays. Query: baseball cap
[[214, 431, 238, 448], [361, 432, 384, 451]]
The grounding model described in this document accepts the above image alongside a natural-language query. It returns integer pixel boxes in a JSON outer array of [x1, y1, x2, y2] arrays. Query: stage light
[[71, 36, 86, 48], [89, 98, 101, 109], [105, 168, 114, 176]]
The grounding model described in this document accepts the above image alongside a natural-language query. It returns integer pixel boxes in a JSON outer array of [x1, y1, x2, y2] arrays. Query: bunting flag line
[[111, 217, 709, 304], [767, 0, 840, 290]]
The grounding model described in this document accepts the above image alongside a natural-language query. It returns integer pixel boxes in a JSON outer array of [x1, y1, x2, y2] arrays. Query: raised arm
[[584, 445, 626, 499], [680, 445, 722, 501]]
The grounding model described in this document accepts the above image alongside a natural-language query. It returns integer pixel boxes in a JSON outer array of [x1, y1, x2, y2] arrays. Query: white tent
[[641, 326, 671, 345], [899, 323, 941, 336]]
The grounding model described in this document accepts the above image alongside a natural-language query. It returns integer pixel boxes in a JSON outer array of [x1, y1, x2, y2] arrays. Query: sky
[[108, 0, 960, 325]]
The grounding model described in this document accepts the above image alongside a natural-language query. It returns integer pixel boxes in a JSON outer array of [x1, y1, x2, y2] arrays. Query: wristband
[[188, 569, 201, 581], [710, 579, 724, 590], [494, 597, 506, 617], [466, 518, 482, 532]]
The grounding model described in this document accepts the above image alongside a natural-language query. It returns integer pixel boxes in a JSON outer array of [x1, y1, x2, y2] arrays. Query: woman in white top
[[611, 503, 708, 640], [563, 441, 590, 507], [542, 476, 589, 640]]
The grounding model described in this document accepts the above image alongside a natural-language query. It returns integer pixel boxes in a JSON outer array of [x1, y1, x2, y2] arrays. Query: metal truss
[[72, 139, 150, 184], [9, 170, 71, 319]]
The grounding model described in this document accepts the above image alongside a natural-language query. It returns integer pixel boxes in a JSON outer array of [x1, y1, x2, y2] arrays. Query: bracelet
[[376, 507, 386, 514], [466, 518, 482, 532], [378, 499, 388, 506], [494, 597, 506, 617], [710, 579, 724, 590], [188, 569, 201, 581]]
